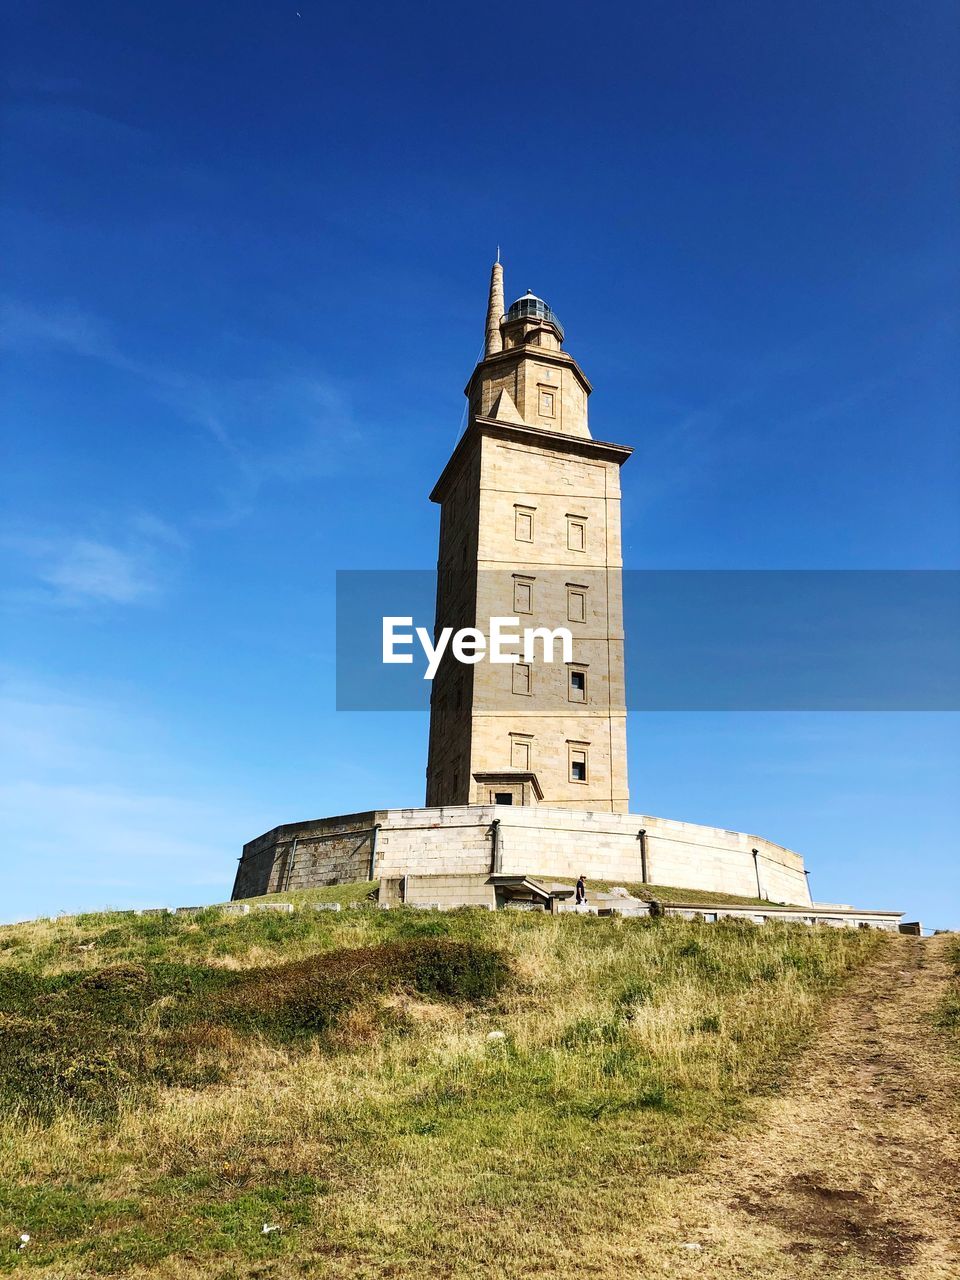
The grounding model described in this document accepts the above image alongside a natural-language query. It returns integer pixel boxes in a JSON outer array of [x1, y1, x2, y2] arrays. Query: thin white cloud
[[0, 297, 364, 493], [0, 299, 131, 366], [3, 100, 147, 147], [39, 537, 156, 604], [2, 514, 184, 609], [129, 512, 188, 550]]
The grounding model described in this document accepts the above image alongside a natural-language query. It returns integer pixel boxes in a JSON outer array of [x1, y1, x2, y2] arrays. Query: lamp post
[[751, 848, 764, 901]]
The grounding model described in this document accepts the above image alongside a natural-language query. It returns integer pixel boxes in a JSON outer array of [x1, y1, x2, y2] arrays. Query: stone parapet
[[233, 803, 814, 906]]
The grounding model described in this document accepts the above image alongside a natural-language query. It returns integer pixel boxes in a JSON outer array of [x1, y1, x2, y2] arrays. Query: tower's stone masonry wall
[[425, 433, 481, 808], [427, 421, 631, 814], [232, 805, 813, 907], [428, 265, 631, 815]]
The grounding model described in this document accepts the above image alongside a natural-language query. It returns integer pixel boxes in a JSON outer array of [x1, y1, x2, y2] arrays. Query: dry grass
[[626, 934, 960, 1279], [0, 899, 887, 1277]]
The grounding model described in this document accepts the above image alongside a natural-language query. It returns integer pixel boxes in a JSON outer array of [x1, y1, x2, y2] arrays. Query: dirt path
[[645, 934, 960, 1279]]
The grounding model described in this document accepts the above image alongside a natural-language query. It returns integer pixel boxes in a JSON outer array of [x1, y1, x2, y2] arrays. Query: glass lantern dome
[[506, 290, 564, 341]]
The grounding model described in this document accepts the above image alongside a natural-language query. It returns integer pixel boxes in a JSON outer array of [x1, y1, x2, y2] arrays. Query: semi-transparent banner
[[336, 570, 960, 711]]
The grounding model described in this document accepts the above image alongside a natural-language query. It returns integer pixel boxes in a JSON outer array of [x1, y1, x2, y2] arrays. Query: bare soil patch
[[645, 934, 960, 1278]]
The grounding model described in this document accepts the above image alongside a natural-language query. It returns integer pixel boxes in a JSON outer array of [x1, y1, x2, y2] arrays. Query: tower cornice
[[463, 344, 593, 401], [430, 417, 632, 504]]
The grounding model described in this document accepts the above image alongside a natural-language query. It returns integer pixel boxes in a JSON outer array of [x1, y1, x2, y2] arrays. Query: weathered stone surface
[[234, 803, 818, 907], [425, 264, 630, 813], [233, 812, 377, 899]]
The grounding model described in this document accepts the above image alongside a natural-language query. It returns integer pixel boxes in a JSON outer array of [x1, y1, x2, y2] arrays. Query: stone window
[[513, 575, 533, 614], [514, 504, 535, 542], [510, 734, 532, 770], [538, 386, 556, 418], [568, 741, 589, 783], [568, 667, 587, 703], [567, 584, 587, 623], [512, 661, 532, 695], [566, 515, 587, 552]]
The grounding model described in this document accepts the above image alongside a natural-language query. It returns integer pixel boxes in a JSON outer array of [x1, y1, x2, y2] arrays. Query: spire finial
[[484, 257, 504, 357]]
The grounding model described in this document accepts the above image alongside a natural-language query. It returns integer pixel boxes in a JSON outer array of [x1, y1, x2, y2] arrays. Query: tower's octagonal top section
[[472, 261, 590, 437], [506, 291, 564, 341]]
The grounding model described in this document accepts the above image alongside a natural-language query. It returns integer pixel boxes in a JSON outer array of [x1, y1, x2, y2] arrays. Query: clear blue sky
[[1, 2, 958, 928]]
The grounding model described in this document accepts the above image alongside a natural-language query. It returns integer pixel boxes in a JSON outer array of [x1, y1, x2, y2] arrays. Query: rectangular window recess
[[514, 506, 535, 542], [513, 580, 532, 613], [512, 662, 532, 695], [566, 516, 587, 552], [567, 587, 587, 623], [568, 742, 589, 783]]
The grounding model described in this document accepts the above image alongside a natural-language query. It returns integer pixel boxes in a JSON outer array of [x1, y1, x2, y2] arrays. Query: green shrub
[[936, 994, 960, 1032], [0, 1010, 142, 1121], [212, 939, 509, 1039], [36, 963, 152, 1024], [936, 941, 960, 1033], [0, 940, 509, 1120], [559, 1016, 625, 1049], [614, 977, 656, 1010]]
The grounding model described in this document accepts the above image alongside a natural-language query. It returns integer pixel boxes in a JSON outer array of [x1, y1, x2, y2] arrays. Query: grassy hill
[[0, 892, 887, 1278]]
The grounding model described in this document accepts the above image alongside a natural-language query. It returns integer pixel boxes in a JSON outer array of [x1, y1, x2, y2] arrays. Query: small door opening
[[494, 792, 514, 805]]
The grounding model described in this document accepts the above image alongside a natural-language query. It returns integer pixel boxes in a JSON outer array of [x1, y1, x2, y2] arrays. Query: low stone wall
[[483, 806, 810, 905], [232, 812, 378, 899], [656, 904, 902, 932], [380, 873, 496, 909], [233, 804, 813, 907]]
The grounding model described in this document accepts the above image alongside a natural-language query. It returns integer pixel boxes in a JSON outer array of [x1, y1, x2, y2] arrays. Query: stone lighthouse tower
[[233, 262, 837, 915], [425, 261, 632, 813]]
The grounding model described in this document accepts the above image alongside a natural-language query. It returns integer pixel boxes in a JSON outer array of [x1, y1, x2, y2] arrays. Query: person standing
[[575, 875, 587, 906]]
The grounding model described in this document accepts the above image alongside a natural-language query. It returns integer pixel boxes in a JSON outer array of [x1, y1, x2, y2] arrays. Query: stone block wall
[[233, 804, 813, 907], [484, 807, 809, 907], [232, 812, 378, 899], [426, 416, 631, 816], [383, 873, 496, 909]]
